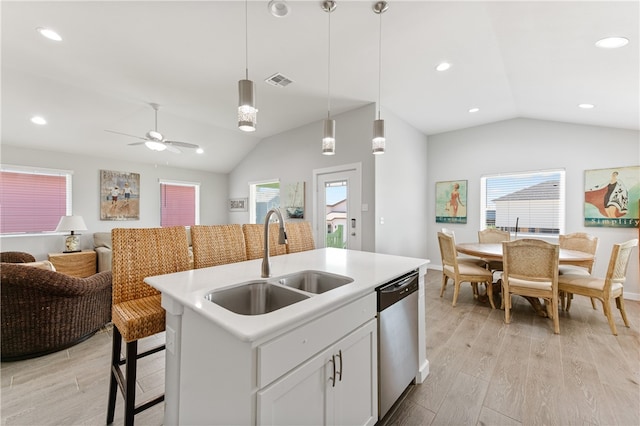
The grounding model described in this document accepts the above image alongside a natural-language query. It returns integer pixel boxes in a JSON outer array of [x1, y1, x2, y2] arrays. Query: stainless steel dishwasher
[[376, 270, 419, 420]]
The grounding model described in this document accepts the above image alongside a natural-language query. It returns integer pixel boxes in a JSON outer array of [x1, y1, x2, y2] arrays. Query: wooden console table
[[48, 250, 97, 278]]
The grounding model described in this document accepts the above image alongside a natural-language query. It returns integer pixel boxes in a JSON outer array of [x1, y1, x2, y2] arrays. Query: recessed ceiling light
[[30, 116, 47, 125], [36, 27, 62, 41], [436, 62, 451, 72], [595, 36, 629, 49], [468, 107, 480, 113], [268, 0, 290, 17], [196, 148, 204, 154], [578, 103, 595, 109]]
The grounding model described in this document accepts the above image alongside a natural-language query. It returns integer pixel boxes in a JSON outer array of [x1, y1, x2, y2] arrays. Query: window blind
[[482, 169, 565, 235], [160, 183, 196, 227], [0, 170, 69, 233]]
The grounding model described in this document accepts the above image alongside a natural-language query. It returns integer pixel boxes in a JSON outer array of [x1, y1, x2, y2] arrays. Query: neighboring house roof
[[493, 180, 560, 202]]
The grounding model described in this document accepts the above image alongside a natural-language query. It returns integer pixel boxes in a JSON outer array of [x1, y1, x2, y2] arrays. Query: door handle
[[336, 350, 343, 382], [329, 354, 336, 387]]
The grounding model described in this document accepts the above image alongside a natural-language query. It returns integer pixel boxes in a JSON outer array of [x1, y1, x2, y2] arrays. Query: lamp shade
[[55, 215, 88, 233]]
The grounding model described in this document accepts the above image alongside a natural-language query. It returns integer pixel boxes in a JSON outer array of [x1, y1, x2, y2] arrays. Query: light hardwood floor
[[2, 269, 639, 425]]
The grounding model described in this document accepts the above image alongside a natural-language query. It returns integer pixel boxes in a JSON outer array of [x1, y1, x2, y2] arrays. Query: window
[[481, 169, 565, 236], [249, 180, 280, 224], [0, 166, 72, 234], [160, 180, 200, 227]]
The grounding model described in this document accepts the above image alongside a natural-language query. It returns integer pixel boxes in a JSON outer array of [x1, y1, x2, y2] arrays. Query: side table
[[48, 250, 97, 278]]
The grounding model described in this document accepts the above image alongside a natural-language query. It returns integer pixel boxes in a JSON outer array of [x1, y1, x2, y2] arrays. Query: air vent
[[265, 73, 294, 87]]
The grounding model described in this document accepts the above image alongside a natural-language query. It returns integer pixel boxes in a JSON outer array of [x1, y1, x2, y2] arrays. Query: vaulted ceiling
[[2, 1, 638, 173]]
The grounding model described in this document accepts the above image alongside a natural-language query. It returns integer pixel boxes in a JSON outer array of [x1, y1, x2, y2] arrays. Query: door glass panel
[[325, 180, 347, 249]]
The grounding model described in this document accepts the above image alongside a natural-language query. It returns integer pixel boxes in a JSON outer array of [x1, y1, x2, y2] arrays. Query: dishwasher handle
[[377, 271, 419, 312]]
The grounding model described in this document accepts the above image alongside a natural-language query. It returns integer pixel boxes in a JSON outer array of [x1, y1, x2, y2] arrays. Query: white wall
[[375, 106, 429, 258], [427, 118, 640, 299], [1, 145, 228, 260], [228, 105, 377, 252]]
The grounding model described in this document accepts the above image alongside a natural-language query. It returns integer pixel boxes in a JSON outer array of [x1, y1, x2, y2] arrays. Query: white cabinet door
[[258, 344, 332, 426], [258, 319, 377, 426], [331, 319, 377, 426]]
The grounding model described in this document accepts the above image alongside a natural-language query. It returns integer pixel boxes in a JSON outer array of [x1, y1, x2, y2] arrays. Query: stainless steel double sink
[[204, 270, 353, 316]]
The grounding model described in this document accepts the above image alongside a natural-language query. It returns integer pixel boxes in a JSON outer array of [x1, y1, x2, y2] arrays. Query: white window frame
[[0, 164, 73, 236], [480, 169, 566, 237], [159, 178, 200, 226]]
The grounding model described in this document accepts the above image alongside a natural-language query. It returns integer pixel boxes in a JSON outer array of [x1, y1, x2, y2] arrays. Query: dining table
[[456, 242, 595, 317]]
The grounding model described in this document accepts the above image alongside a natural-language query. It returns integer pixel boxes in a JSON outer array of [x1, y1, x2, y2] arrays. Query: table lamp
[[55, 215, 88, 253]]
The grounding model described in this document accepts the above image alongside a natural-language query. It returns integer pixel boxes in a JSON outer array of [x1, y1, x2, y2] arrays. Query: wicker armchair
[[1, 263, 112, 361], [1, 251, 36, 263]]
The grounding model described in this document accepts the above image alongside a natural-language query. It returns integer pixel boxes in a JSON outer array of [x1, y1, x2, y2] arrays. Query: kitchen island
[[145, 248, 429, 425]]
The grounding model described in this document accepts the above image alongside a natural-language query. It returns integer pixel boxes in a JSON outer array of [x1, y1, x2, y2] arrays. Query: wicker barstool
[[242, 223, 287, 260], [106, 227, 191, 426], [285, 221, 315, 253], [191, 224, 247, 269]]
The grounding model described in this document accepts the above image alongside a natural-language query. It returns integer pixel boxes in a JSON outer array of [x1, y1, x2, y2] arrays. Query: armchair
[[1, 263, 112, 361]]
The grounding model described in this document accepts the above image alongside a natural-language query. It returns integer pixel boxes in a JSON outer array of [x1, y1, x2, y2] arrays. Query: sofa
[[94, 228, 193, 272], [1, 260, 112, 361]]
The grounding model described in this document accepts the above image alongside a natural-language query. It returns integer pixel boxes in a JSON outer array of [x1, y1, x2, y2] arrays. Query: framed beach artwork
[[229, 197, 248, 212], [436, 180, 468, 224], [584, 166, 639, 228], [100, 170, 140, 220], [285, 182, 305, 219]]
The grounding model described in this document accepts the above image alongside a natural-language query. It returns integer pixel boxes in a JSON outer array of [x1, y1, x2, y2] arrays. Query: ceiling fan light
[[145, 140, 167, 151], [322, 119, 336, 155], [372, 119, 385, 155], [238, 79, 257, 132], [146, 130, 163, 141]]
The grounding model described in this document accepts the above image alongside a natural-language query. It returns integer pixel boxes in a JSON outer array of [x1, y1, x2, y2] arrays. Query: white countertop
[[145, 248, 429, 342]]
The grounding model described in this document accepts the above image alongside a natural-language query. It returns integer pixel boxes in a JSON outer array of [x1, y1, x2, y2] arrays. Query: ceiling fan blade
[[165, 140, 200, 149], [164, 144, 182, 154], [127, 142, 146, 146], [105, 129, 147, 141]]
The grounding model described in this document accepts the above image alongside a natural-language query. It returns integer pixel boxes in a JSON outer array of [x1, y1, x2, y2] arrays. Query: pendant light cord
[[327, 8, 332, 119], [245, 0, 249, 80], [377, 10, 382, 120]]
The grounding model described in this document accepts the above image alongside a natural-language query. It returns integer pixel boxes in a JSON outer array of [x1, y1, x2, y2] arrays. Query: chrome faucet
[[261, 208, 287, 278]]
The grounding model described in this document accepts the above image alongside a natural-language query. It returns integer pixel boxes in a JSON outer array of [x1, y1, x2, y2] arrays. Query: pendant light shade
[[322, 118, 336, 155], [238, 79, 257, 132], [372, 1, 387, 155], [238, 0, 257, 132], [372, 118, 385, 154]]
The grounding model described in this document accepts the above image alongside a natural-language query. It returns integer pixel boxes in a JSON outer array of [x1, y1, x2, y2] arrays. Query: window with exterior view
[[250, 180, 280, 224], [481, 169, 565, 236], [0, 167, 72, 234]]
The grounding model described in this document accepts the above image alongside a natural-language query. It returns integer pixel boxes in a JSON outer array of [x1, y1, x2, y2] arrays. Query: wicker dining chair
[[559, 239, 637, 335], [106, 227, 191, 426], [191, 224, 247, 269], [438, 231, 495, 309], [285, 221, 315, 253], [242, 223, 287, 260], [477, 228, 510, 275], [558, 232, 599, 309], [502, 239, 560, 334], [0, 251, 36, 263]]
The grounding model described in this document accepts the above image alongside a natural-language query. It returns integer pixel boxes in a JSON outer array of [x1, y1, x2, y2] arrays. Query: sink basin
[[276, 270, 354, 294], [205, 281, 310, 315]]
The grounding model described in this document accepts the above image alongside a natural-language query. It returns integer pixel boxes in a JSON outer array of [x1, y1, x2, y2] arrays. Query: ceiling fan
[[106, 103, 201, 153]]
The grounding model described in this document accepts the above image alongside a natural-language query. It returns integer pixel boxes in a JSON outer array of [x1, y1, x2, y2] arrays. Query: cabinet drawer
[[258, 292, 376, 388]]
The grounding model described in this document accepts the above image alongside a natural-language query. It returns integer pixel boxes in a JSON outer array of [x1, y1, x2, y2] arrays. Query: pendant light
[[321, 1, 337, 155], [238, 0, 257, 132], [372, 1, 388, 155]]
